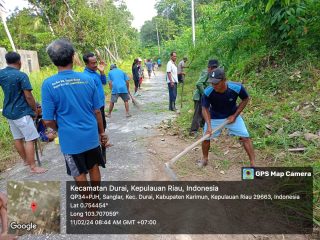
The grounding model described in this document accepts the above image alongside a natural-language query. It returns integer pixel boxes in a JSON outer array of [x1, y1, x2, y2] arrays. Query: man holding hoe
[[199, 68, 255, 167]]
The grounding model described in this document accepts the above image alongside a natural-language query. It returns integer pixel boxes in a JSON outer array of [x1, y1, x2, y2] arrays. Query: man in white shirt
[[166, 51, 178, 111]]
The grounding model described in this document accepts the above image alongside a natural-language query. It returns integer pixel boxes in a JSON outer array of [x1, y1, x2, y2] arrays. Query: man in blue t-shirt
[[83, 52, 108, 162], [145, 59, 153, 79], [83, 52, 107, 129], [200, 68, 255, 167], [106, 64, 131, 118], [0, 52, 47, 174], [41, 39, 108, 184]]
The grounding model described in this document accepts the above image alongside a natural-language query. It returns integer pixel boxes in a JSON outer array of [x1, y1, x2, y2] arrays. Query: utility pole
[[191, 0, 195, 47], [156, 22, 161, 55], [0, 5, 16, 51]]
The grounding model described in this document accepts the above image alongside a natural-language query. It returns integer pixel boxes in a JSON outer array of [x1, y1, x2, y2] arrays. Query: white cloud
[[124, 0, 157, 30], [2, 0, 29, 17]]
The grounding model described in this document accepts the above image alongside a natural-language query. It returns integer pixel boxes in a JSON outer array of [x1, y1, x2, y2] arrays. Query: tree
[[18, 0, 139, 64]]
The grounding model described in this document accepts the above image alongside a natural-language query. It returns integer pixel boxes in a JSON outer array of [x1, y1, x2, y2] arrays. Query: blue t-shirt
[[107, 68, 129, 94], [201, 81, 249, 119], [0, 66, 35, 120], [41, 70, 101, 154], [146, 62, 153, 71], [83, 67, 107, 107]]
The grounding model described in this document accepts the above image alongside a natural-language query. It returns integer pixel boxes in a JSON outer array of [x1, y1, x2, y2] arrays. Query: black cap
[[110, 64, 117, 70], [208, 68, 225, 84], [207, 59, 219, 68]]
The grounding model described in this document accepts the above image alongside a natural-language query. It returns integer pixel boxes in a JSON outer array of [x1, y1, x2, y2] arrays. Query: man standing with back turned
[[0, 52, 47, 174], [41, 39, 108, 184], [200, 68, 255, 167]]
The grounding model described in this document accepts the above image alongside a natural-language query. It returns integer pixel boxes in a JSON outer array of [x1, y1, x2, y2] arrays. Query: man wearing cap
[[106, 64, 132, 118], [199, 67, 255, 167], [166, 51, 178, 111], [177, 57, 188, 83], [190, 59, 219, 134]]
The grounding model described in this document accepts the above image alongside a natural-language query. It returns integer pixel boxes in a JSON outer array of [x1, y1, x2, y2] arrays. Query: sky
[[124, 0, 157, 30], [1, 0, 157, 30]]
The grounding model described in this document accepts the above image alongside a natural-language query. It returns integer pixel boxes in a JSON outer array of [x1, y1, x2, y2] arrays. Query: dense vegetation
[[0, 0, 139, 65], [140, 0, 320, 225]]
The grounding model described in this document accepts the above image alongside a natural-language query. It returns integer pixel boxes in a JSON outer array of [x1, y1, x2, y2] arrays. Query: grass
[[143, 102, 167, 114], [172, 57, 320, 225]]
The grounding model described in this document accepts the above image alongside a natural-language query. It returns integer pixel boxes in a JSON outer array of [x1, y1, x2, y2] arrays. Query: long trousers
[[168, 83, 177, 110], [190, 100, 204, 132]]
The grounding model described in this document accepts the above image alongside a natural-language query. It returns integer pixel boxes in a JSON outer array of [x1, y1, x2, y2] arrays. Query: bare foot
[[126, 113, 132, 118], [30, 166, 48, 174], [105, 143, 114, 148], [23, 161, 29, 166]]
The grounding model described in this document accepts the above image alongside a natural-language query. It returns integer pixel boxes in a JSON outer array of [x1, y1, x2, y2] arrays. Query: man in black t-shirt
[[199, 68, 255, 167]]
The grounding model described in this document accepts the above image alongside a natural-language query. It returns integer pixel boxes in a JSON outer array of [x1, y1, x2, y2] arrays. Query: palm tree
[[0, 0, 17, 51]]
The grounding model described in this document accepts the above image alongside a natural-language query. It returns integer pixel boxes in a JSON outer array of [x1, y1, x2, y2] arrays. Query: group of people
[[166, 53, 255, 167], [0, 40, 255, 194], [0, 39, 133, 188], [0, 43, 165, 237], [1, 40, 168, 191], [0, 37, 258, 237], [131, 57, 161, 97]]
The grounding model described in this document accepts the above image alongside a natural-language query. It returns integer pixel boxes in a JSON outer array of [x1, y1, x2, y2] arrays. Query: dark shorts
[[133, 78, 139, 88], [63, 146, 105, 177], [178, 74, 184, 83], [111, 93, 130, 103]]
